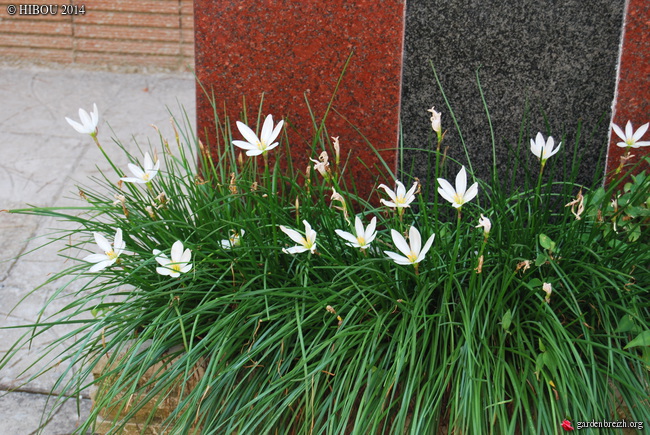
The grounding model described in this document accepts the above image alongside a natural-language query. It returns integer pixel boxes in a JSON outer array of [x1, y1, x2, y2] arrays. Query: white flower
[[83, 228, 125, 272], [476, 214, 492, 236], [335, 216, 377, 250], [280, 220, 317, 254], [233, 114, 284, 156], [65, 103, 99, 136], [530, 132, 561, 163], [121, 152, 160, 184], [221, 230, 245, 249], [384, 226, 435, 265], [437, 166, 478, 208], [427, 106, 442, 135], [612, 121, 650, 148], [153, 241, 193, 278], [378, 180, 418, 208], [543, 282, 552, 303]]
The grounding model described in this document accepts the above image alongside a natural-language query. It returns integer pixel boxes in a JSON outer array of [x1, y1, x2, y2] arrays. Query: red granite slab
[[194, 0, 405, 200], [607, 0, 650, 179]]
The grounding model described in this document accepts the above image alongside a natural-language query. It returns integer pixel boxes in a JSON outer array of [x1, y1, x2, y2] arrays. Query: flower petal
[[612, 123, 626, 141], [408, 226, 422, 256], [385, 250, 412, 265], [171, 241, 184, 262], [127, 163, 145, 179], [464, 182, 479, 203], [390, 229, 411, 257], [93, 232, 112, 253], [365, 217, 377, 242], [269, 119, 284, 144], [335, 229, 358, 246], [236, 121, 260, 147], [416, 233, 436, 263], [84, 253, 109, 263], [89, 260, 113, 273], [283, 246, 308, 254], [437, 178, 456, 204], [632, 122, 649, 141], [143, 153, 154, 171], [280, 225, 305, 245], [354, 216, 364, 238], [260, 115, 274, 145], [456, 166, 467, 196]]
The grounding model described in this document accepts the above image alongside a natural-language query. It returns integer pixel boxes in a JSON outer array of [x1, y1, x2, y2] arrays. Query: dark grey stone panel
[[401, 0, 625, 193]]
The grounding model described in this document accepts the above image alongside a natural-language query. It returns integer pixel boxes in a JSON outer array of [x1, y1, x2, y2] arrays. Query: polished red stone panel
[[194, 0, 405, 199], [607, 0, 650, 178]]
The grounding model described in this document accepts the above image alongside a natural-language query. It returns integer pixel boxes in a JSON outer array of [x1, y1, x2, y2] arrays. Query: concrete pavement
[[0, 64, 196, 434]]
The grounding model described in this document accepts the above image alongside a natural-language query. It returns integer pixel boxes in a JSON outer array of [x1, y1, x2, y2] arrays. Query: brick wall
[[0, 0, 194, 72]]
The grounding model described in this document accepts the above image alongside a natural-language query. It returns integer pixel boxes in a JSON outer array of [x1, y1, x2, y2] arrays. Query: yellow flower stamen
[[105, 250, 118, 260]]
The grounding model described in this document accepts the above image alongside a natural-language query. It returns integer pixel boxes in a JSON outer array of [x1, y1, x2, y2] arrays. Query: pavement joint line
[[0, 138, 92, 285], [1, 385, 91, 400]]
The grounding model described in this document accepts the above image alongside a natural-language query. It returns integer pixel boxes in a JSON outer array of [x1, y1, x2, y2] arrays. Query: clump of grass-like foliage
[[1, 85, 649, 434]]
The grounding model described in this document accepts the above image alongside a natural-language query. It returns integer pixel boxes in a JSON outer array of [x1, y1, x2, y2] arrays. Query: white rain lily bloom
[[153, 240, 192, 278], [476, 214, 492, 236], [427, 106, 442, 135], [378, 180, 418, 208], [65, 103, 99, 136], [335, 216, 377, 250], [437, 165, 478, 208], [530, 132, 561, 163], [384, 226, 435, 265], [121, 152, 160, 184], [233, 114, 284, 156], [280, 220, 317, 254], [612, 120, 650, 148], [221, 229, 245, 249], [84, 228, 125, 272], [543, 282, 553, 303]]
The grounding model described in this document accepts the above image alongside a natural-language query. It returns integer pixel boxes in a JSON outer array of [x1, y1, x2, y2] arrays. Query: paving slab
[[0, 64, 196, 433]]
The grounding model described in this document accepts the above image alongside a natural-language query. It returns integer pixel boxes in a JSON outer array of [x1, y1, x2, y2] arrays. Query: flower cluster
[[70, 104, 644, 281]]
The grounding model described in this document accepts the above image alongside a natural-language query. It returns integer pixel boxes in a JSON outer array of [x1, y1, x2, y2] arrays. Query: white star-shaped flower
[[280, 220, 317, 254], [83, 228, 125, 272], [153, 240, 193, 278], [384, 226, 435, 266], [530, 132, 561, 163], [233, 114, 284, 156], [65, 103, 99, 136], [612, 121, 650, 148], [121, 152, 160, 184], [335, 216, 377, 250], [378, 180, 418, 208], [437, 166, 478, 209]]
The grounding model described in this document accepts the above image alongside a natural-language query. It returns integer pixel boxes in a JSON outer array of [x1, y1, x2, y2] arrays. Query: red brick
[[84, 0, 180, 14], [1, 46, 73, 63], [74, 12, 179, 28], [74, 51, 183, 69], [0, 20, 72, 35], [0, 33, 72, 49], [76, 39, 181, 56], [181, 1, 194, 16], [181, 29, 194, 44], [75, 24, 180, 42]]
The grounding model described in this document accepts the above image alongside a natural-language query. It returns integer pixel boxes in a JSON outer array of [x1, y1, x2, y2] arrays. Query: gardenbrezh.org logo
[[561, 419, 645, 431]]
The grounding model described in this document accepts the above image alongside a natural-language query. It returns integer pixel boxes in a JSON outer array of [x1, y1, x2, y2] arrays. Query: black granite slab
[[401, 0, 625, 193]]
